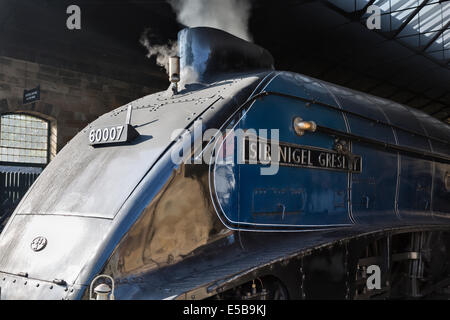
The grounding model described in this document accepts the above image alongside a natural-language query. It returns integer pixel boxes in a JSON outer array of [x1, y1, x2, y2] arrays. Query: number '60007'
[[89, 126, 124, 144]]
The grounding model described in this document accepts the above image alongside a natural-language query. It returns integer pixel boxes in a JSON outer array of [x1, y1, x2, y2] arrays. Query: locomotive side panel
[[350, 146, 398, 223], [211, 72, 449, 229], [324, 84, 399, 224], [432, 162, 450, 218], [213, 73, 355, 229], [397, 155, 433, 221], [410, 109, 450, 220], [237, 95, 352, 227]]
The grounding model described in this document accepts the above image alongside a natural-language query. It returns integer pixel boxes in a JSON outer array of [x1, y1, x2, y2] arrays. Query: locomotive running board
[[184, 224, 450, 300], [112, 223, 450, 299]]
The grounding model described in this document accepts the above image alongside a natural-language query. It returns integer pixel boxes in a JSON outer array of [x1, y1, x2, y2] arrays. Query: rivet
[[24, 281, 27, 285], [36, 283, 40, 287]]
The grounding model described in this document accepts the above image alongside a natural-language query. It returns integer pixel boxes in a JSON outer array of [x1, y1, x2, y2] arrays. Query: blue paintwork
[[433, 162, 450, 219], [212, 72, 450, 231], [397, 156, 433, 221], [214, 73, 352, 229], [351, 146, 398, 223]]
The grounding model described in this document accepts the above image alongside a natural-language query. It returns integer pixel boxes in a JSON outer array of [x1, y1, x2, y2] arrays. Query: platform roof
[[329, 0, 449, 65], [0, 0, 449, 123]]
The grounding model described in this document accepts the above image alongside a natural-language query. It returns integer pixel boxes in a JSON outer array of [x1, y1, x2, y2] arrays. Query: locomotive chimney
[[168, 55, 180, 94], [176, 27, 274, 85]]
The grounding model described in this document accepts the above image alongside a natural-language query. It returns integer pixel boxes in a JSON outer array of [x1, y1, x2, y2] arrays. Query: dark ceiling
[[0, 0, 449, 123]]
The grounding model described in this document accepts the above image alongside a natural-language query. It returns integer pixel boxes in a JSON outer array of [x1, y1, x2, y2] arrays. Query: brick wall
[[0, 55, 163, 152]]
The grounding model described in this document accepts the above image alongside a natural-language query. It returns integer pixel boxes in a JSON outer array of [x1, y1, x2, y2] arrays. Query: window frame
[[0, 113, 51, 168]]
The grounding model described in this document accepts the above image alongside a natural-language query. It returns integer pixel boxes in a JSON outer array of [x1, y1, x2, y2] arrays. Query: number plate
[[88, 124, 139, 146]]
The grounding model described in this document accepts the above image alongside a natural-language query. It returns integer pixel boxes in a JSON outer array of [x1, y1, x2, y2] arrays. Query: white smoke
[[140, 0, 253, 90], [141, 30, 198, 90], [139, 32, 178, 72], [168, 0, 253, 41]]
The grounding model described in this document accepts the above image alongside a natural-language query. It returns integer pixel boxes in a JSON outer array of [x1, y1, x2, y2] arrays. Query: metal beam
[[323, 0, 448, 69], [359, 0, 377, 19], [422, 22, 450, 51], [392, 0, 430, 38], [320, 0, 360, 21]]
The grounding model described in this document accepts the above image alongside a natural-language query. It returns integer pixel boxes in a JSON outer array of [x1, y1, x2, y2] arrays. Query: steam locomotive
[[0, 27, 449, 300]]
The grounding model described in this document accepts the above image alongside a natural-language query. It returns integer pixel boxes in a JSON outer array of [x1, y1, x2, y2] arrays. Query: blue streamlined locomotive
[[0, 27, 449, 300]]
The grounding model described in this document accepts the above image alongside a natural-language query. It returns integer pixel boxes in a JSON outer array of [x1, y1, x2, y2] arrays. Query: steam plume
[[140, 0, 253, 89], [140, 30, 198, 90], [168, 0, 252, 41], [139, 30, 178, 72]]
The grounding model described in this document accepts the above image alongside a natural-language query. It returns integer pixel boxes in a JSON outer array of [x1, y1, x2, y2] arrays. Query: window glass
[[0, 114, 49, 164]]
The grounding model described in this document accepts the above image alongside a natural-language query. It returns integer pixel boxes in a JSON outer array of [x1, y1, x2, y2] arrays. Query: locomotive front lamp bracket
[[293, 117, 317, 136], [89, 275, 115, 300]]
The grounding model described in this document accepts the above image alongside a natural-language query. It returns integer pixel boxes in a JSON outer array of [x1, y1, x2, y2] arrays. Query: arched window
[[0, 114, 49, 164]]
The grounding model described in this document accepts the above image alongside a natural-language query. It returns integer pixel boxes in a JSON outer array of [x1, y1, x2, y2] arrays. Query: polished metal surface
[[293, 117, 317, 136], [0, 69, 263, 299], [103, 162, 231, 279], [90, 275, 115, 300], [178, 27, 274, 84], [0, 215, 111, 285], [169, 56, 180, 83]]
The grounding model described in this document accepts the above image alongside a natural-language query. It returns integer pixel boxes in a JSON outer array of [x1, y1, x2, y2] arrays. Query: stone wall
[[0, 55, 162, 153]]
